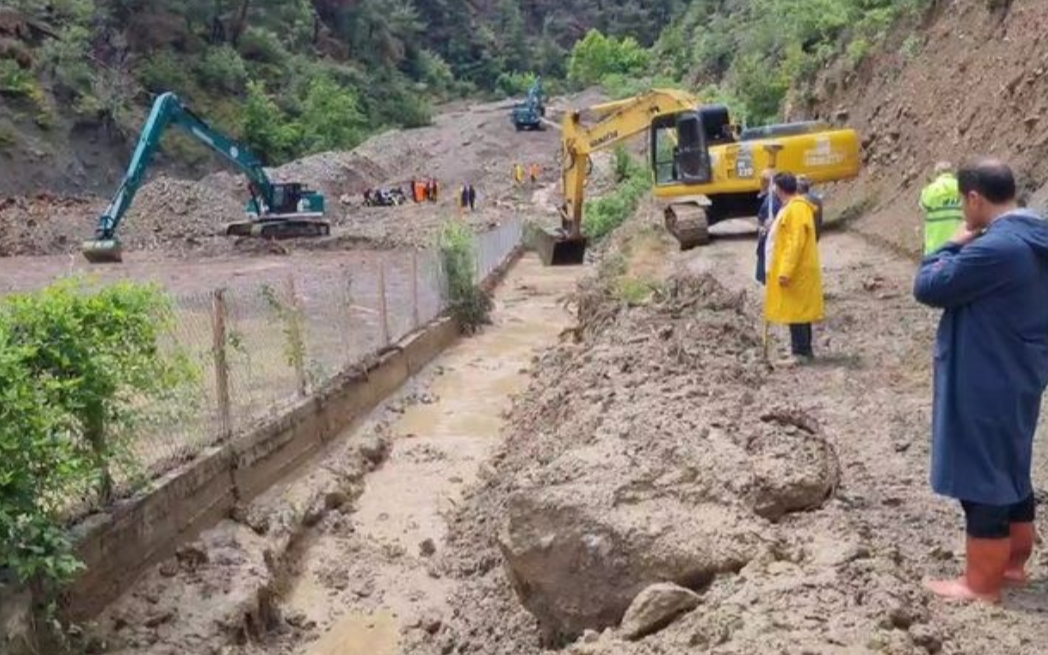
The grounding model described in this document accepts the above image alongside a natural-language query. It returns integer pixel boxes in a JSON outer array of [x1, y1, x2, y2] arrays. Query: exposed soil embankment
[[808, 0, 1048, 255]]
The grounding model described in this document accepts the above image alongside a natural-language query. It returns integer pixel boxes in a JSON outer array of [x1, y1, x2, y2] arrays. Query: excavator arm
[[91, 92, 269, 244], [83, 91, 328, 264], [559, 89, 701, 239]]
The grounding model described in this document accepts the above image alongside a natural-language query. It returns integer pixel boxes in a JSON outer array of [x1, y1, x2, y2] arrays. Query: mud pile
[[416, 271, 846, 654]]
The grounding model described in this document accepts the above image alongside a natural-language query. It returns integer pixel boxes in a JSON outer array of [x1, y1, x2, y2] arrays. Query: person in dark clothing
[[913, 158, 1048, 603], [755, 168, 782, 285], [797, 175, 824, 241], [467, 184, 477, 210]]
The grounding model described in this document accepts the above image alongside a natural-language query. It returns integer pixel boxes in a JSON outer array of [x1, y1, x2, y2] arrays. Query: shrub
[[584, 147, 648, 240], [437, 220, 492, 333], [195, 46, 249, 93], [0, 279, 197, 589]]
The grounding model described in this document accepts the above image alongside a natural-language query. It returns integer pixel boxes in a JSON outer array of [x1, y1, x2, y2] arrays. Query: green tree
[[298, 76, 367, 152], [241, 80, 297, 162], [567, 29, 651, 88]]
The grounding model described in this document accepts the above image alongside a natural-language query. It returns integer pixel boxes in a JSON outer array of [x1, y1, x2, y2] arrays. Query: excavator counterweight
[[83, 92, 329, 263]]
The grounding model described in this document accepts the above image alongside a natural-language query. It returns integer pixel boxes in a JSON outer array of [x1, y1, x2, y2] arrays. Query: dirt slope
[[0, 96, 569, 260], [807, 0, 1048, 256]]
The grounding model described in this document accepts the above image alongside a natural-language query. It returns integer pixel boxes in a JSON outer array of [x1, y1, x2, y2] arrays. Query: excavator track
[[664, 202, 710, 251], [225, 218, 331, 239]]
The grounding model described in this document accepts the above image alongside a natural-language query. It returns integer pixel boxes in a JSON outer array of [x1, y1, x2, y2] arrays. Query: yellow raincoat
[[764, 195, 824, 324]]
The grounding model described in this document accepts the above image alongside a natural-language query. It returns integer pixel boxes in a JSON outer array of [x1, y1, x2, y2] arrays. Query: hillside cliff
[[803, 0, 1047, 255]]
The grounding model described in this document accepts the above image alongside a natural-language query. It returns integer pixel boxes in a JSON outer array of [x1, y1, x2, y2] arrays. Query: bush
[[0, 279, 197, 589], [568, 29, 651, 88], [584, 147, 648, 240], [195, 46, 249, 93], [437, 220, 492, 333]]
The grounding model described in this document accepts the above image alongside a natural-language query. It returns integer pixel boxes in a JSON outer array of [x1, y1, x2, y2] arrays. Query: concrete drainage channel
[[83, 253, 587, 655]]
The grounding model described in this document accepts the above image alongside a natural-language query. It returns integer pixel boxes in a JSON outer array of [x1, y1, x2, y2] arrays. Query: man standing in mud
[[914, 159, 1048, 603], [764, 172, 823, 366]]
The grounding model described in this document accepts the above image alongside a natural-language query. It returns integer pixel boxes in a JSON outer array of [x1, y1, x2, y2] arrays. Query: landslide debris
[[420, 269, 840, 653]]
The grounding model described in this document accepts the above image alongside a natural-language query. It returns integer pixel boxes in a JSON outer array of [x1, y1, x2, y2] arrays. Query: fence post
[[344, 268, 355, 366], [378, 258, 391, 346], [211, 288, 232, 437], [286, 275, 308, 396], [411, 250, 420, 330]]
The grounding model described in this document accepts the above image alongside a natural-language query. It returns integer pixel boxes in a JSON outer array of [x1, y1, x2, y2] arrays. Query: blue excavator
[[82, 91, 328, 263], [510, 77, 546, 131]]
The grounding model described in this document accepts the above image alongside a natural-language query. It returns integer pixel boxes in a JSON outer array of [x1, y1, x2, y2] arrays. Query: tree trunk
[[230, 0, 251, 47]]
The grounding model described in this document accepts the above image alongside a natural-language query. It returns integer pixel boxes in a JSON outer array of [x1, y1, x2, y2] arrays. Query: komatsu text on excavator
[[82, 92, 328, 263], [538, 89, 862, 265]]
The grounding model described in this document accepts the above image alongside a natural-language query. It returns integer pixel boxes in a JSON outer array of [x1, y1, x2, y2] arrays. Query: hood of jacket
[[993, 210, 1048, 260]]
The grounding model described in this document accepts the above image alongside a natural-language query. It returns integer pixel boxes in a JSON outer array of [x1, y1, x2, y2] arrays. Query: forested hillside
[[0, 0, 691, 194], [0, 0, 938, 195]]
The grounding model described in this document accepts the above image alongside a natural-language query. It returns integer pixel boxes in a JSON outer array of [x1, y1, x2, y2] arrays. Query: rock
[[499, 485, 760, 641], [910, 624, 944, 654], [0, 586, 36, 655], [358, 433, 389, 465], [158, 558, 180, 578], [619, 583, 701, 640], [420, 538, 437, 557], [144, 609, 175, 629]]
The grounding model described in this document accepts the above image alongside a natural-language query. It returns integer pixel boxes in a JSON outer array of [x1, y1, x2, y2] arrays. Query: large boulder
[[498, 483, 762, 642]]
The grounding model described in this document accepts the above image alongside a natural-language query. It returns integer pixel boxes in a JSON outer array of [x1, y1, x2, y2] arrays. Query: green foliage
[[584, 147, 649, 240], [241, 81, 298, 163], [568, 29, 651, 88], [196, 46, 249, 93], [0, 60, 39, 99], [298, 76, 368, 153], [0, 279, 197, 589], [650, 0, 932, 123], [438, 221, 492, 333]]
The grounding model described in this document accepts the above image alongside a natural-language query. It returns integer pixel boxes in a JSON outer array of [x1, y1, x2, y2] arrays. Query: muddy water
[[282, 254, 588, 655]]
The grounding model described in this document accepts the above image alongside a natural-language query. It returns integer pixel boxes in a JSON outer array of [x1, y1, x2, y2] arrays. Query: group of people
[[410, 177, 440, 203], [755, 169, 825, 366], [759, 156, 1048, 606], [513, 162, 542, 185]]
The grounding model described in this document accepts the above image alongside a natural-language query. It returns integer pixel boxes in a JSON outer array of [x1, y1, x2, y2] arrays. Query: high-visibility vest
[[920, 173, 964, 255]]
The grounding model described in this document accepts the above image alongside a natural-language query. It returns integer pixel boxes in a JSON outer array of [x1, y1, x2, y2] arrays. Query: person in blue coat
[[913, 158, 1048, 603]]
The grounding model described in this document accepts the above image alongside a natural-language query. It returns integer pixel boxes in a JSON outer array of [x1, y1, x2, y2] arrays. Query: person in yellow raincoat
[[764, 172, 824, 366]]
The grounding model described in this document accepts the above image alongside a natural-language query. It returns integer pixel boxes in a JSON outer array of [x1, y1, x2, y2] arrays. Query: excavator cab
[[228, 182, 328, 238]]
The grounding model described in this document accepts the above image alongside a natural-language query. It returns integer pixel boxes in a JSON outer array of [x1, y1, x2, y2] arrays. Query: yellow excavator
[[537, 89, 862, 265]]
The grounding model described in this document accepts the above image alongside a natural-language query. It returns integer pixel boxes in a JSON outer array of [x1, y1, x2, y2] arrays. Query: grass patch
[[438, 219, 492, 333]]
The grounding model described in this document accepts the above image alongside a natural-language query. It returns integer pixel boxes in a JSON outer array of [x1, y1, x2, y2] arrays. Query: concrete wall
[[64, 316, 460, 621]]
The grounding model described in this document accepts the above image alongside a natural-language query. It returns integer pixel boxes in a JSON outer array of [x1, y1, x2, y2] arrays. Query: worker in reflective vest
[[920, 162, 964, 255]]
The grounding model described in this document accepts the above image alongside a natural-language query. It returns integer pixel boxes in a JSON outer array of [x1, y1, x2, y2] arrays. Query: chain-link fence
[[126, 218, 524, 486]]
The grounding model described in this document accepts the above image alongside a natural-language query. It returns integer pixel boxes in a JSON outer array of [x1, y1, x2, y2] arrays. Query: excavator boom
[[83, 92, 328, 264]]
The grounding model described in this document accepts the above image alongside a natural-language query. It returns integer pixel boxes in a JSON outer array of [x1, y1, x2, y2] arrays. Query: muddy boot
[[924, 537, 1010, 603], [1004, 522, 1037, 586]]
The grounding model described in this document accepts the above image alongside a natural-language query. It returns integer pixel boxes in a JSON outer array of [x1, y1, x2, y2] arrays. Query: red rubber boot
[[924, 537, 1010, 603], [1004, 522, 1036, 587]]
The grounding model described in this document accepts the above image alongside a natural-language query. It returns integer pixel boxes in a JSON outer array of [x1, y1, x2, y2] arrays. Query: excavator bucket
[[81, 238, 123, 264], [534, 228, 587, 266]]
